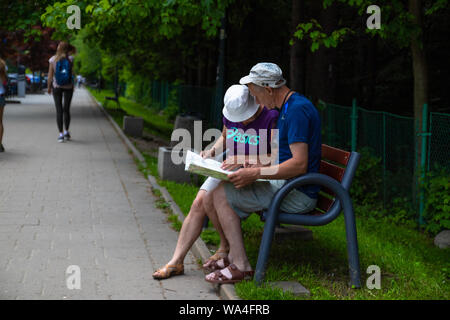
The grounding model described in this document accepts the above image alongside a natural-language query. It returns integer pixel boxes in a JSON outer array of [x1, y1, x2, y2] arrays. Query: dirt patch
[[128, 131, 170, 157]]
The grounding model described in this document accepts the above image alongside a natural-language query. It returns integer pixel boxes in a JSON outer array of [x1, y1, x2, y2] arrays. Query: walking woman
[[47, 41, 74, 142], [0, 58, 7, 152]]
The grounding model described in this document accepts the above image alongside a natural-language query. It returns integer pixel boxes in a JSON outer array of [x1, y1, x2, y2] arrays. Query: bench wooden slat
[[316, 194, 335, 212], [322, 144, 350, 166], [319, 160, 345, 182], [320, 186, 335, 197], [306, 209, 324, 216]]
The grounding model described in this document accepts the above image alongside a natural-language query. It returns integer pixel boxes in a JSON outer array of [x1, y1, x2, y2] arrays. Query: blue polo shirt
[[277, 92, 322, 199]]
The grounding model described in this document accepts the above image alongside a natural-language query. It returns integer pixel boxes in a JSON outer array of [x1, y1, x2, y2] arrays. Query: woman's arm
[[200, 125, 226, 158], [243, 126, 278, 167], [224, 120, 278, 169], [47, 62, 53, 94]]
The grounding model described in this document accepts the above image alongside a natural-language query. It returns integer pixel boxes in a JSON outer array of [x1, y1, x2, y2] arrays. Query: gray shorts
[[223, 179, 317, 219]]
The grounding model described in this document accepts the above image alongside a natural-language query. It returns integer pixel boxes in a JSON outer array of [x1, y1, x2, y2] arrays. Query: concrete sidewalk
[[0, 88, 219, 300]]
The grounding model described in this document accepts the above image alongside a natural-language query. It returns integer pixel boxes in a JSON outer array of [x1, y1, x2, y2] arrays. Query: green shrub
[[163, 88, 181, 122], [422, 167, 450, 235], [350, 147, 383, 206]]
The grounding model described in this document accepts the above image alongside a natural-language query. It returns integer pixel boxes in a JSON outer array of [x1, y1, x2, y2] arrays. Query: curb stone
[[88, 91, 240, 300]]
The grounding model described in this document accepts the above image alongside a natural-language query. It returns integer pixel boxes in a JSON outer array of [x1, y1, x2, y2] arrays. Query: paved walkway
[[0, 88, 219, 300]]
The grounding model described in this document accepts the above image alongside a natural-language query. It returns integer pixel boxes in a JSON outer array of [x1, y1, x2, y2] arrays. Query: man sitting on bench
[[205, 62, 322, 284]]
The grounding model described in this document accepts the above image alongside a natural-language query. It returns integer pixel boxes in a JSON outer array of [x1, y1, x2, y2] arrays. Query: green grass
[[141, 151, 449, 300], [94, 91, 449, 300], [88, 88, 174, 139]]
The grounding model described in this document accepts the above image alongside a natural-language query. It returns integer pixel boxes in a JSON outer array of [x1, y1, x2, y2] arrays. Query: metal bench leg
[[254, 210, 278, 286], [202, 216, 209, 229], [342, 197, 362, 288]]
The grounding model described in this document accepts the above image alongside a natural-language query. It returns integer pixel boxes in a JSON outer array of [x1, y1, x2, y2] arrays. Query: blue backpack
[[55, 58, 72, 86]]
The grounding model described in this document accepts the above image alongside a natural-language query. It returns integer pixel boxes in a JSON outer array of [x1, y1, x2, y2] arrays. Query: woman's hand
[[200, 148, 215, 159], [221, 155, 247, 171], [47, 86, 52, 94]]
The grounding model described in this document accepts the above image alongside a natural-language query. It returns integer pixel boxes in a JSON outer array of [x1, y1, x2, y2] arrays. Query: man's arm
[[228, 142, 308, 189]]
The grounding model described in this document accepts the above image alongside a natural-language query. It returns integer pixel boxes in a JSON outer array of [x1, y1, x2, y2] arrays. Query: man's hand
[[227, 167, 259, 189], [47, 87, 52, 94]]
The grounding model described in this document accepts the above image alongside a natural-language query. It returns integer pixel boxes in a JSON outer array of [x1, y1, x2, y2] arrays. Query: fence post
[[418, 103, 429, 226], [382, 112, 387, 208], [160, 81, 168, 110], [351, 98, 358, 152]]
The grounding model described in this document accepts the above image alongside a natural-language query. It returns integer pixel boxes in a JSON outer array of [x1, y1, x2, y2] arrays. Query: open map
[[185, 150, 233, 180], [184, 150, 271, 182]]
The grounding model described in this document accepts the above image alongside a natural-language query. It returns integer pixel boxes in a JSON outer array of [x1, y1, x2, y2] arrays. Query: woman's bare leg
[[0, 107, 4, 144], [165, 190, 209, 266]]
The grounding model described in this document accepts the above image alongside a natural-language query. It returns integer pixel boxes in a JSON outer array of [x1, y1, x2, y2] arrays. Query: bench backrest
[[310, 144, 351, 215]]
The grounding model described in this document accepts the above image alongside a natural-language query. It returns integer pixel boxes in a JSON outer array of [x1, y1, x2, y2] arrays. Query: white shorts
[[199, 177, 221, 193]]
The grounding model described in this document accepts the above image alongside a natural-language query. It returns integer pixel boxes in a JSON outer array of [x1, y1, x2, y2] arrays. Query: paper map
[[184, 150, 270, 182], [185, 150, 233, 180]]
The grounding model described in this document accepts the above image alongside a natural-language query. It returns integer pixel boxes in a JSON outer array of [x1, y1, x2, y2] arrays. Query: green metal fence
[[120, 78, 449, 222], [145, 80, 221, 128], [428, 112, 450, 171], [321, 100, 449, 221]]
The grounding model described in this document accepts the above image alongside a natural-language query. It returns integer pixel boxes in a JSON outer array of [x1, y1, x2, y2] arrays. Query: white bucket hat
[[222, 84, 259, 123], [239, 62, 286, 88]]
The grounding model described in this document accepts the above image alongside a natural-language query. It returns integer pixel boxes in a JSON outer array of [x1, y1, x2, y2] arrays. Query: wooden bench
[[255, 144, 362, 288]]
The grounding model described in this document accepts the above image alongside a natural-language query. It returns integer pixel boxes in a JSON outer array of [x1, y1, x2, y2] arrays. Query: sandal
[[205, 264, 254, 284], [202, 249, 229, 270], [203, 256, 231, 273], [152, 264, 184, 280]]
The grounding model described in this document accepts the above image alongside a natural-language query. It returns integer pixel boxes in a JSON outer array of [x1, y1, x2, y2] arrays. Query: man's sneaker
[[64, 132, 71, 141], [58, 135, 64, 143], [0, 144, 4, 152]]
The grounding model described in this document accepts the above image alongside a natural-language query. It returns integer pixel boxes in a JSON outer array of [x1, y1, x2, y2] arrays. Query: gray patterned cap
[[239, 62, 286, 88]]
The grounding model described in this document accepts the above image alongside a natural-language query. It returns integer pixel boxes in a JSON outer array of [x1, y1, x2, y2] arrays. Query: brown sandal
[[203, 249, 228, 271], [205, 264, 254, 284], [203, 256, 231, 273], [152, 264, 184, 280]]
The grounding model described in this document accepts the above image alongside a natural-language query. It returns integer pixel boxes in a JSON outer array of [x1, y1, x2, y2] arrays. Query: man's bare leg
[[202, 188, 229, 253], [202, 188, 230, 267]]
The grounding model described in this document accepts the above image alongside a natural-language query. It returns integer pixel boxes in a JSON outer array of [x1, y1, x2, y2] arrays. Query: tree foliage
[[293, 0, 448, 52]]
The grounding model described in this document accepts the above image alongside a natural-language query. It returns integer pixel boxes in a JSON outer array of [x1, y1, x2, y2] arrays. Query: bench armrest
[[265, 173, 352, 226]]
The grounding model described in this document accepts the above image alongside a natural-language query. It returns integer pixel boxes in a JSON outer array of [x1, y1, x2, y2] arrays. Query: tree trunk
[[289, 0, 305, 92], [409, 0, 429, 207], [305, 1, 337, 104]]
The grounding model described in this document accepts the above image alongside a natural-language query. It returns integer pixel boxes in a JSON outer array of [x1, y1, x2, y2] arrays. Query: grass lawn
[[142, 152, 449, 300], [90, 88, 449, 300], [87, 88, 174, 139]]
